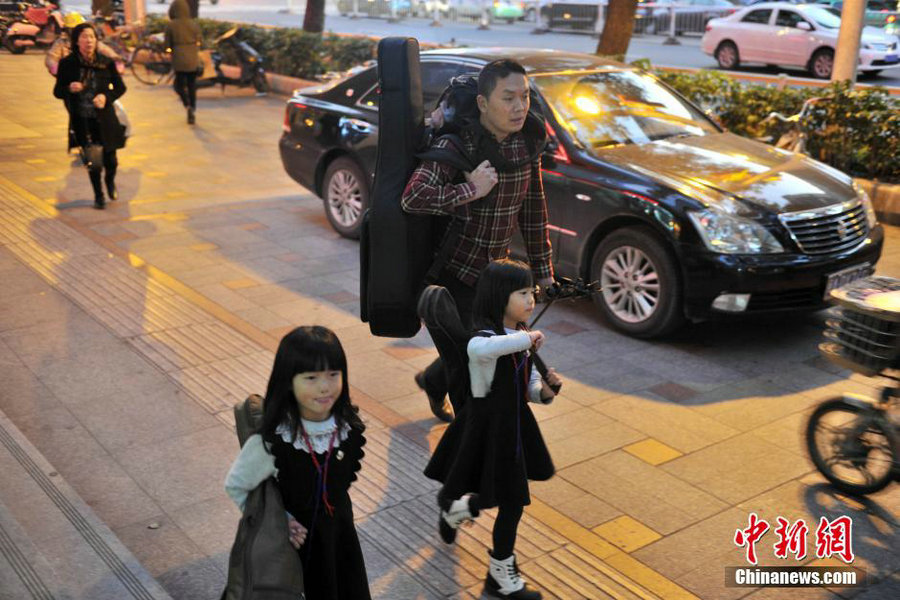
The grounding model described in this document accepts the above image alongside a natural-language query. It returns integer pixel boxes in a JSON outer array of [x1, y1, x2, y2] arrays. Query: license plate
[[885, 54, 898, 63], [824, 263, 872, 299]]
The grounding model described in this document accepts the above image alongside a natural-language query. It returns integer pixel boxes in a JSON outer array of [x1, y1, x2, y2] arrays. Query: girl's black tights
[[491, 503, 523, 559], [441, 491, 523, 559]]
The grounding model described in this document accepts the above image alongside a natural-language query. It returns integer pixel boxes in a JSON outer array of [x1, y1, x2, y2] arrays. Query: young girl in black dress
[[424, 259, 561, 600], [225, 326, 370, 600]]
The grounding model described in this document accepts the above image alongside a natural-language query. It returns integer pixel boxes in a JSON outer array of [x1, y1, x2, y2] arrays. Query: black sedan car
[[279, 48, 883, 338]]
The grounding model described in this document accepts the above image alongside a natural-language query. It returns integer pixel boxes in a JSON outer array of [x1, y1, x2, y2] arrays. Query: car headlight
[[688, 207, 783, 254], [854, 182, 878, 228]]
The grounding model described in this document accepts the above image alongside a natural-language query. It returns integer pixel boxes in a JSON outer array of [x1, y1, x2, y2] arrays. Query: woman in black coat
[[54, 22, 126, 209]]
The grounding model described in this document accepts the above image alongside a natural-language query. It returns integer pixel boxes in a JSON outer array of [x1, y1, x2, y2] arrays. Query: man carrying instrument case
[[360, 37, 554, 422]]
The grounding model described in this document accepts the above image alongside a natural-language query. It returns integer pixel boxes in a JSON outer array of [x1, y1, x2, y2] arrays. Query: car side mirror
[[797, 21, 812, 31], [544, 137, 559, 155]]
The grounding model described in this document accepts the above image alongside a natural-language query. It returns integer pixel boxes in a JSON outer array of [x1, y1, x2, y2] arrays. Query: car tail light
[[283, 100, 308, 133]]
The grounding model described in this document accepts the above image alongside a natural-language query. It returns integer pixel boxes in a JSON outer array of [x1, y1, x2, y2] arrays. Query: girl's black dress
[[268, 426, 371, 600], [424, 342, 555, 508]]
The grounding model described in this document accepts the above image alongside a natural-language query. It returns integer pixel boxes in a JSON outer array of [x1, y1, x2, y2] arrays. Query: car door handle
[[575, 193, 591, 202]]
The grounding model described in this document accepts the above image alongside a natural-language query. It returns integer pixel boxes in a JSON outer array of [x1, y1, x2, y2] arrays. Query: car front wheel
[[590, 227, 683, 338], [322, 157, 367, 239], [715, 41, 739, 70]]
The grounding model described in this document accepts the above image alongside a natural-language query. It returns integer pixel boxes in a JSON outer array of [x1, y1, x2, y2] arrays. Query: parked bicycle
[[807, 275, 900, 496], [756, 96, 827, 154], [93, 15, 173, 85]]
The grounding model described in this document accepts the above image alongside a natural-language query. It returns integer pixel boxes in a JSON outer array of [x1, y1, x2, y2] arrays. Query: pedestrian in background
[[54, 22, 126, 209], [165, 0, 201, 125], [91, 0, 114, 18]]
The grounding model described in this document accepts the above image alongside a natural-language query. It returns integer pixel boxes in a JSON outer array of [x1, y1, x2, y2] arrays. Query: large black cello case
[[360, 37, 434, 338]]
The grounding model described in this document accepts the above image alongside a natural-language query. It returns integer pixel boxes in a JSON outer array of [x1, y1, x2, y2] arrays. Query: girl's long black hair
[[258, 326, 364, 448], [472, 259, 534, 334]]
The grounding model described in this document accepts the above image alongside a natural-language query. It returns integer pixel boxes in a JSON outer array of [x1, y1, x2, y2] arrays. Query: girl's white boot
[[484, 553, 541, 599], [438, 493, 479, 544]]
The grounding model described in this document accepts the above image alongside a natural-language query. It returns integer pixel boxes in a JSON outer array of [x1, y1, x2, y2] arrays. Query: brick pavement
[[1, 52, 898, 599]]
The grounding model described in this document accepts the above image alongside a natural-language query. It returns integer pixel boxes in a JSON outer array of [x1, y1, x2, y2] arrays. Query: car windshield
[[805, 7, 841, 28], [533, 69, 718, 153]]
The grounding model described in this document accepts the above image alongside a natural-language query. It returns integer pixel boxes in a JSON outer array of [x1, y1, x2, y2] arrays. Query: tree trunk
[[303, 0, 326, 33], [595, 0, 639, 57]]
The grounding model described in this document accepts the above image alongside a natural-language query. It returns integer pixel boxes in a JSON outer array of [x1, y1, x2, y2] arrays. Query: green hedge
[[145, 15, 376, 79], [651, 68, 899, 183]]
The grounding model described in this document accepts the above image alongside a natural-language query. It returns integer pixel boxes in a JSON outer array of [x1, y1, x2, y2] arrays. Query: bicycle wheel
[[131, 44, 172, 85], [806, 397, 897, 496]]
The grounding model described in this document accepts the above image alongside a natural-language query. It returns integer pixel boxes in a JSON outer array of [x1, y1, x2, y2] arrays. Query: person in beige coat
[[164, 0, 202, 124]]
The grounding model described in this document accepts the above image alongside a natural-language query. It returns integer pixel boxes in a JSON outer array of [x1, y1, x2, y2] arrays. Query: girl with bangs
[[225, 326, 371, 600], [425, 259, 560, 599]]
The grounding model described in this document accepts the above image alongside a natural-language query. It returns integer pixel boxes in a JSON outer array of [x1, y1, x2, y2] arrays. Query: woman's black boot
[[89, 169, 105, 209], [105, 173, 117, 201]]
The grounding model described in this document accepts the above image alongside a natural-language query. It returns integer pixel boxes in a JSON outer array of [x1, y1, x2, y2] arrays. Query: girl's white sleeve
[[467, 331, 532, 361], [224, 434, 277, 512], [528, 363, 543, 403]]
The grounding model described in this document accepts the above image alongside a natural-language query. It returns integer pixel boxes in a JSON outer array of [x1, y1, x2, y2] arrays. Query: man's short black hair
[[477, 59, 527, 100]]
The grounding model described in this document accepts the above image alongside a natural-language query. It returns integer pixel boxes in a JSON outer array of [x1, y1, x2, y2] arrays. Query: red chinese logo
[[734, 515, 855, 564], [815, 516, 854, 564], [734, 513, 770, 565], [773, 517, 809, 560]]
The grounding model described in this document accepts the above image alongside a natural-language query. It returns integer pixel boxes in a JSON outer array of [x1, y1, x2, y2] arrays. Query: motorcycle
[[197, 27, 268, 94], [806, 275, 900, 496], [2, 0, 61, 54]]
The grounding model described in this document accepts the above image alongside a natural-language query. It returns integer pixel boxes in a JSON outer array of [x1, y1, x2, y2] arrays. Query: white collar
[[301, 415, 337, 433], [275, 416, 350, 454]]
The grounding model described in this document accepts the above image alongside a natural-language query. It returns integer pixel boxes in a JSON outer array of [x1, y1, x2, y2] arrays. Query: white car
[[702, 2, 900, 78]]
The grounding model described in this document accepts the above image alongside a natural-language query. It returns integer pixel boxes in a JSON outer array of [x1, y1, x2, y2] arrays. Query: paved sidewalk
[[0, 407, 174, 600], [1, 51, 899, 600]]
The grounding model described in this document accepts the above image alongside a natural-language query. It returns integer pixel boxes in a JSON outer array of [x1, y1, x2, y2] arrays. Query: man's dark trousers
[[422, 271, 476, 414]]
